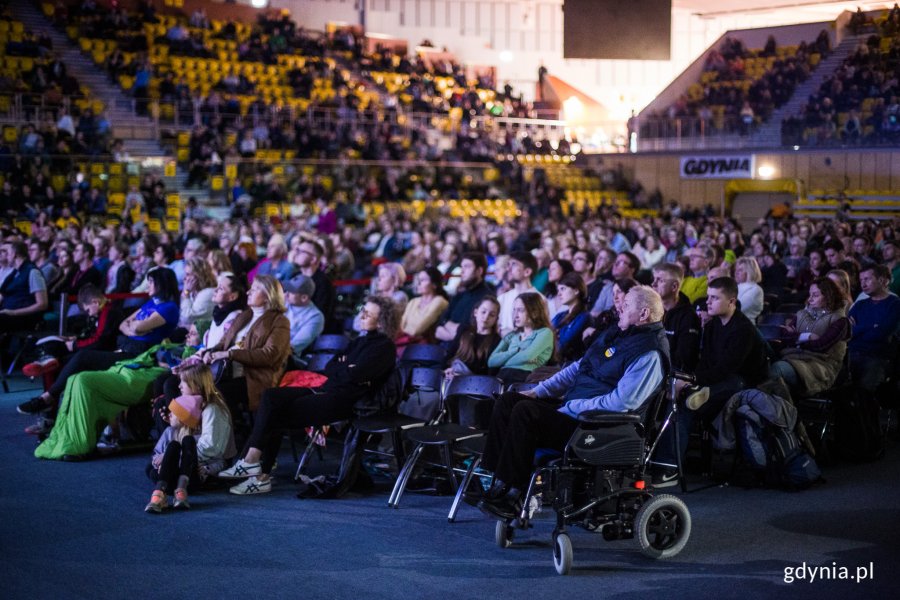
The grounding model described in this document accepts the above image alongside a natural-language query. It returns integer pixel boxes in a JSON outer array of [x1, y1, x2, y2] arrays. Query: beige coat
[[781, 308, 848, 396]]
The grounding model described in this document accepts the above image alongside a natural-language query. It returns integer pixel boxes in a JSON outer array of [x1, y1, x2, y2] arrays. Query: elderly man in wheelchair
[[474, 286, 691, 573]]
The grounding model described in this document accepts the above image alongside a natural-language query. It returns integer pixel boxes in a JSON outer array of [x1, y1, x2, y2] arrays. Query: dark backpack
[[297, 426, 369, 500], [736, 411, 823, 491]]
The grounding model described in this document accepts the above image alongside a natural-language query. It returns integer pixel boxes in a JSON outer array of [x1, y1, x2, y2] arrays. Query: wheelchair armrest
[[671, 370, 696, 384], [577, 410, 642, 425]]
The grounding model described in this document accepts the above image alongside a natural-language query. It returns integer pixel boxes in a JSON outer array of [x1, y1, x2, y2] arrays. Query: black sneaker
[[17, 396, 53, 415], [651, 469, 680, 489], [478, 494, 522, 521]]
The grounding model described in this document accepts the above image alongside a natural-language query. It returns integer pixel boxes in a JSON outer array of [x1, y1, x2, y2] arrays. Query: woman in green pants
[[35, 344, 176, 460]]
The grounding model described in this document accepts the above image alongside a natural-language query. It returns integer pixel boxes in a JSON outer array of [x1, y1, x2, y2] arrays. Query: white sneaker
[[229, 477, 272, 495], [685, 387, 710, 411], [217, 459, 262, 479]]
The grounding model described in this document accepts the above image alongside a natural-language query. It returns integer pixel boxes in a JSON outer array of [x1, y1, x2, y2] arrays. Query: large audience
[[2, 190, 898, 506], [642, 31, 830, 138], [0, 1, 898, 516], [56, 0, 538, 174], [783, 7, 900, 147]]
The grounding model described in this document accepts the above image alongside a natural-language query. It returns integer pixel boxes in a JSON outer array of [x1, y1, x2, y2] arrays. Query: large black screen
[[563, 0, 671, 60]]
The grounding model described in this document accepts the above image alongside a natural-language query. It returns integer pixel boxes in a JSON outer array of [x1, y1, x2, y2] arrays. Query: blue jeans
[[769, 361, 800, 392]]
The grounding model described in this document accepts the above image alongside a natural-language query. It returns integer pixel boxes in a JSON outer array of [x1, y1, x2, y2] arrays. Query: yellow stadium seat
[[14, 220, 32, 236]]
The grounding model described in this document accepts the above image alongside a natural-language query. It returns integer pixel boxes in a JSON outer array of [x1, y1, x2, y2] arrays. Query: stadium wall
[[604, 148, 900, 207]]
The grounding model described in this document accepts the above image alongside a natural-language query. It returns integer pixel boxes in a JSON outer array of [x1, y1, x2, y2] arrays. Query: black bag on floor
[[833, 386, 884, 463], [297, 426, 367, 499]]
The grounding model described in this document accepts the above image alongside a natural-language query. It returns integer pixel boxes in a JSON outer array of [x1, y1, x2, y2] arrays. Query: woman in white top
[[373, 262, 409, 314], [200, 275, 291, 414], [179, 257, 217, 328], [633, 234, 667, 271], [735, 256, 765, 323]]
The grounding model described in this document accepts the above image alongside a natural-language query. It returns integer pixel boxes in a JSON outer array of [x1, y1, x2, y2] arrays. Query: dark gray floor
[[1, 375, 898, 599]]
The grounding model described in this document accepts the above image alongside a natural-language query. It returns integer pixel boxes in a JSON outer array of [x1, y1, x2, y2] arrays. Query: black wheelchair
[[492, 375, 692, 575]]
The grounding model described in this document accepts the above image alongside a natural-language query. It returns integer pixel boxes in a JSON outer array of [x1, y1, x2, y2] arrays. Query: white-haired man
[[476, 286, 671, 519]]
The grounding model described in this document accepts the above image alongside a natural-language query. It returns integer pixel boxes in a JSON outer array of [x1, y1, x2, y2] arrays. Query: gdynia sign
[[680, 155, 755, 179]]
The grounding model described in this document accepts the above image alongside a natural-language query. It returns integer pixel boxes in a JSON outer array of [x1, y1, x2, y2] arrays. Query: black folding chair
[[0, 321, 43, 393], [355, 367, 444, 473], [448, 381, 540, 522], [398, 343, 446, 368], [310, 334, 351, 355], [758, 312, 795, 327], [388, 374, 502, 509], [289, 353, 336, 475], [778, 303, 803, 314], [305, 353, 335, 374]]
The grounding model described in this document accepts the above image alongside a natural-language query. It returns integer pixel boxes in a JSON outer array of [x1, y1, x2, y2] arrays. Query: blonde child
[[144, 363, 236, 513]]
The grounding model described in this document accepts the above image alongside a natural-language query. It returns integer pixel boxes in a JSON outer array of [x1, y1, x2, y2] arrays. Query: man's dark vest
[[0, 261, 38, 310], [565, 321, 671, 403]]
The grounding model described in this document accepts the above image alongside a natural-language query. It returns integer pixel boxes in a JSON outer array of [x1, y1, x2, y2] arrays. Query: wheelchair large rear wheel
[[553, 532, 573, 575], [635, 494, 691, 559], [495, 520, 514, 548]]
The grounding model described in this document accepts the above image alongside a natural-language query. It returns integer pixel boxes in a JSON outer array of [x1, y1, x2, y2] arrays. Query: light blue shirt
[[533, 351, 664, 417], [287, 303, 325, 357]]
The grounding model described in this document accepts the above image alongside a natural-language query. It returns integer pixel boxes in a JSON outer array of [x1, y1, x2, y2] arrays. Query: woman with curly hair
[[219, 296, 398, 495]]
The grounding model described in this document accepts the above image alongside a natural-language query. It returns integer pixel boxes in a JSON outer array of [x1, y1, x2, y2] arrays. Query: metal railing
[[634, 115, 763, 151], [0, 93, 93, 123]]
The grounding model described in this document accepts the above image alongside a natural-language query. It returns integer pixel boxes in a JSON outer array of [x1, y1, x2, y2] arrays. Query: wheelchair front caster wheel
[[495, 520, 514, 548], [635, 494, 691, 559], [553, 532, 573, 575]]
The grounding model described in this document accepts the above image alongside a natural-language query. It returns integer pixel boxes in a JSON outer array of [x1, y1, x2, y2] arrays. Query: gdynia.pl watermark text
[[784, 562, 875, 584]]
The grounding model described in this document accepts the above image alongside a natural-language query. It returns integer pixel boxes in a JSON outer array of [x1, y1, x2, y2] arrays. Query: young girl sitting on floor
[[144, 363, 236, 513]]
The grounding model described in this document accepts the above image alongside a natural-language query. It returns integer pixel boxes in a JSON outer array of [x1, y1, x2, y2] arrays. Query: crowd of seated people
[[0, 148, 166, 229], [643, 31, 829, 138], [56, 0, 531, 130], [0, 4, 100, 125], [0, 0, 892, 516], [174, 109, 575, 198], [783, 14, 900, 146], [2, 182, 898, 512], [43, 0, 557, 190]]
